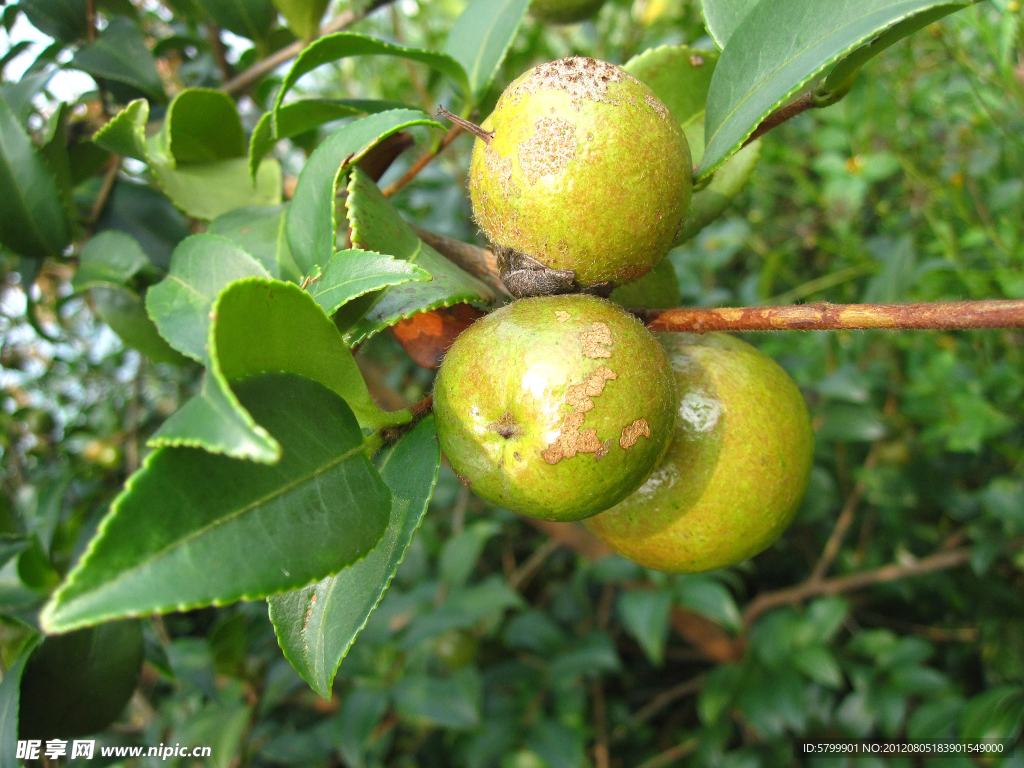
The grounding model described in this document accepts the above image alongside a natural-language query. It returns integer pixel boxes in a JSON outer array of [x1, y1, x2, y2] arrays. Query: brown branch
[[742, 546, 972, 629], [220, 0, 398, 95], [87, 155, 121, 227], [591, 681, 610, 768], [206, 23, 233, 82], [809, 446, 878, 582], [741, 92, 816, 148], [522, 519, 613, 560], [85, 0, 96, 42], [507, 538, 559, 591], [411, 225, 510, 298], [636, 739, 698, 768], [613, 674, 707, 739], [381, 123, 464, 198], [642, 300, 1024, 333]]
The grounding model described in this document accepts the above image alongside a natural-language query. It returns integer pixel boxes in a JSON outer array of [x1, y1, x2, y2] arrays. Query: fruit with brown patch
[[585, 333, 814, 572], [433, 295, 677, 521], [466, 57, 691, 297]]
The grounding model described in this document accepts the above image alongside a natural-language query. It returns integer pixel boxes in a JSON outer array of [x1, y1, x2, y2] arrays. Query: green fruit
[[585, 333, 814, 572], [530, 0, 607, 24], [433, 295, 677, 522], [469, 57, 692, 295]]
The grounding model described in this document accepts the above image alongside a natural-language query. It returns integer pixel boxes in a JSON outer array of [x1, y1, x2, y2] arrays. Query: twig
[[591, 680, 610, 768], [207, 23, 233, 82], [88, 155, 121, 227], [741, 92, 816, 148], [635, 739, 698, 768], [522, 519, 613, 560], [85, 0, 96, 42], [381, 123, 464, 198], [641, 300, 1024, 333], [742, 546, 972, 629], [220, 0, 399, 95], [411, 225, 509, 298], [614, 674, 707, 739], [507, 538, 559, 591], [809, 446, 878, 582]]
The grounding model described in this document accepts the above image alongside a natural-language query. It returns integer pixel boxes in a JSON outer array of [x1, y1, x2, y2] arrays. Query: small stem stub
[[436, 106, 493, 144]]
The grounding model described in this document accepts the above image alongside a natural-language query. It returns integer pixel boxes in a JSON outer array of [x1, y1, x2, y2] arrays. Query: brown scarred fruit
[[432, 295, 678, 521], [468, 57, 692, 297]]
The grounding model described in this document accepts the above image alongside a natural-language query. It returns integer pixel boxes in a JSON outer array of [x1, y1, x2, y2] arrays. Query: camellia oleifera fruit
[[433, 295, 677, 521], [530, 0, 607, 24], [468, 57, 692, 297], [585, 333, 814, 572]]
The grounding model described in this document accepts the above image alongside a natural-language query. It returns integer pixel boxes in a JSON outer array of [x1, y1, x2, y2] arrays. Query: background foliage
[[0, 0, 1023, 766]]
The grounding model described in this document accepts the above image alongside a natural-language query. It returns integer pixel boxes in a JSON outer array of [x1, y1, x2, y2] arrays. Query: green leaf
[[18, 620, 143, 739], [273, 34, 469, 129], [0, 534, 29, 571], [90, 284, 191, 365], [341, 167, 496, 345], [39, 103, 77, 238], [309, 249, 431, 316], [209, 204, 303, 283], [960, 686, 1024, 742], [393, 668, 482, 729], [285, 109, 442, 276], [70, 17, 166, 103], [699, 0, 758, 48], [527, 721, 589, 768], [608, 257, 681, 310], [0, 636, 41, 768], [791, 644, 844, 688], [152, 156, 282, 220], [249, 98, 405, 181], [151, 278, 409, 461], [92, 98, 149, 161], [676, 576, 742, 632], [96, 180, 192, 272], [40, 373, 392, 633], [272, 0, 329, 41], [19, 0, 87, 42], [149, 369, 280, 463], [145, 233, 271, 363], [624, 44, 719, 131], [268, 417, 440, 698], [698, 0, 975, 179], [339, 686, 389, 768], [444, 0, 531, 102], [440, 521, 500, 588], [72, 230, 150, 291], [194, 0, 276, 41], [617, 590, 672, 666], [211, 279, 408, 430], [163, 89, 246, 164], [0, 91, 72, 259]]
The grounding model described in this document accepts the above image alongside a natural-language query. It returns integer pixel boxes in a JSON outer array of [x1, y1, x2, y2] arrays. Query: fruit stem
[[436, 106, 493, 144]]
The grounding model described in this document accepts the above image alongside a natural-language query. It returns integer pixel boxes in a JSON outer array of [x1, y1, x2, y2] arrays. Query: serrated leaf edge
[[698, 2, 969, 180], [40, 397, 384, 634], [269, 421, 439, 697]]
